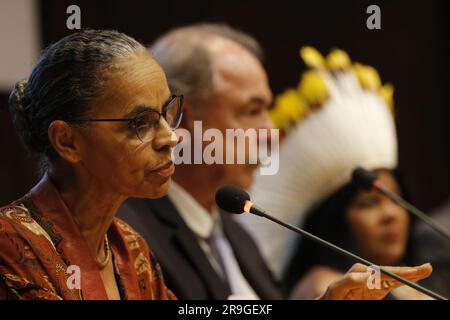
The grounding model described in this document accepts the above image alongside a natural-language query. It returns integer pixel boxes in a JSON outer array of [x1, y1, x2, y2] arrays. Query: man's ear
[[47, 120, 83, 164]]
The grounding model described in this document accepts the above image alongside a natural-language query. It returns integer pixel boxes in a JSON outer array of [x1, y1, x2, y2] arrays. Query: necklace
[[96, 235, 111, 269]]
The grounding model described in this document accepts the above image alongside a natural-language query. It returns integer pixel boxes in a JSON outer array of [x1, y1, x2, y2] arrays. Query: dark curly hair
[[8, 29, 147, 173]]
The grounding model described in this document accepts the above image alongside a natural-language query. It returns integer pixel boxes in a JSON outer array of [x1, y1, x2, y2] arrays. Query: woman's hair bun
[[9, 79, 28, 112], [8, 79, 42, 152]]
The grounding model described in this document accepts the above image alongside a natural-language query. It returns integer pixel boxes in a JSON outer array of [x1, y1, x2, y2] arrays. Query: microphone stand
[[374, 182, 450, 241]]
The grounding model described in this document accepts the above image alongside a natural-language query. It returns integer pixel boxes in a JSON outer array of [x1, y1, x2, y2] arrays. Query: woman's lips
[[152, 161, 175, 178]]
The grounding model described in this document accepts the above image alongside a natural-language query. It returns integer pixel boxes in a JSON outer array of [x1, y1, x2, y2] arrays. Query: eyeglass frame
[[69, 94, 183, 143]]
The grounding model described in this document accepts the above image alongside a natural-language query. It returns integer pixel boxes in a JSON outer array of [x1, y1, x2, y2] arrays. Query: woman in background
[[284, 169, 429, 299]]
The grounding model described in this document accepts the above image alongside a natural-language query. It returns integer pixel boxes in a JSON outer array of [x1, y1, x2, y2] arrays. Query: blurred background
[[0, 0, 448, 212]]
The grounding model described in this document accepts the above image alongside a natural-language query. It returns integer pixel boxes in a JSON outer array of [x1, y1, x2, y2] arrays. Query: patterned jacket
[[0, 175, 176, 300]]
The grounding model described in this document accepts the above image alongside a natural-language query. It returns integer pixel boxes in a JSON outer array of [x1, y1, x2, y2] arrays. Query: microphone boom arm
[[376, 184, 450, 241]]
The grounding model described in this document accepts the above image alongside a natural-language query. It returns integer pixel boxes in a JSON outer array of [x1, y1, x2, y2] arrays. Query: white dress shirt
[[168, 182, 258, 299]]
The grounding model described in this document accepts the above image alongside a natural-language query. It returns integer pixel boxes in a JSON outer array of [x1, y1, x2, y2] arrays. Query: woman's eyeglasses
[[70, 95, 183, 143]]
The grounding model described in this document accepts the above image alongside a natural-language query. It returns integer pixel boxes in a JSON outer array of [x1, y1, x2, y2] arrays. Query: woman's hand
[[318, 263, 433, 300]]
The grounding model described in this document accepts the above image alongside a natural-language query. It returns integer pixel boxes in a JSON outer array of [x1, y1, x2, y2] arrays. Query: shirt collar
[[167, 181, 220, 239]]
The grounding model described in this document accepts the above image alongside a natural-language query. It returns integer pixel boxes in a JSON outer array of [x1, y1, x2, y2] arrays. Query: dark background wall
[[0, 0, 448, 212]]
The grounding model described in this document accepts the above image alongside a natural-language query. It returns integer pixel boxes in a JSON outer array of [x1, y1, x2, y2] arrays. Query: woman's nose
[[152, 120, 178, 150], [379, 198, 402, 223]]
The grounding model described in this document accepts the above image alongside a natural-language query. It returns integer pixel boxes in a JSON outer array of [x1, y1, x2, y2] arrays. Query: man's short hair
[[150, 23, 264, 101]]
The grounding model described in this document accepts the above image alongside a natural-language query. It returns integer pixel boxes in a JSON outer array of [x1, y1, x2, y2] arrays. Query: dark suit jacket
[[117, 196, 283, 300]]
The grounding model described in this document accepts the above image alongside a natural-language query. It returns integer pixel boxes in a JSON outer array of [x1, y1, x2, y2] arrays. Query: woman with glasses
[[0, 30, 183, 300]]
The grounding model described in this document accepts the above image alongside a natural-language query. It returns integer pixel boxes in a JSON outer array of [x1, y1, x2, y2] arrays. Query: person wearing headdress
[[239, 47, 432, 299]]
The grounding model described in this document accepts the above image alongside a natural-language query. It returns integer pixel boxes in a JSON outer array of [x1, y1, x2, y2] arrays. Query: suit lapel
[[150, 197, 231, 299]]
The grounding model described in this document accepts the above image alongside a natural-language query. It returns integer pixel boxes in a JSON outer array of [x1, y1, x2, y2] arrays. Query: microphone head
[[215, 184, 250, 214], [352, 167, 377, 190]]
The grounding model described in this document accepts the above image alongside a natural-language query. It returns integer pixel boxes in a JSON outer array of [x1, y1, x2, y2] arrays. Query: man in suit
[[118, 24, 282, 299]]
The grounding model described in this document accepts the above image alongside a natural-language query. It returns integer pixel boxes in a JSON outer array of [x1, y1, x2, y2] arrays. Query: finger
[[380, 263, 432, 275], [381, 273, 432, 288], [348, 263, 431, 275], [379, 263, 432, 282], [376, 270, 436, 295], [414, 263, 433, 277], [348, 263, 368, 273], [337, 271, 424, 293], [380, 269, 418, 281]]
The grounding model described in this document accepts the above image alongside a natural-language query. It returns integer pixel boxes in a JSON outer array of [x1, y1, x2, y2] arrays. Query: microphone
[[352, 167, 450, 241], [215, 184, 447, 300]]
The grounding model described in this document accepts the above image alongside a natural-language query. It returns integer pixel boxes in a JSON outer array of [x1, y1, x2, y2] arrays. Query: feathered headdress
[[239, 47, 398, 276]]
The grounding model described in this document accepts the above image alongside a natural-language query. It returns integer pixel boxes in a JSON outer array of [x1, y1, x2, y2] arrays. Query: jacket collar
[[29, 174, 141, 300]]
